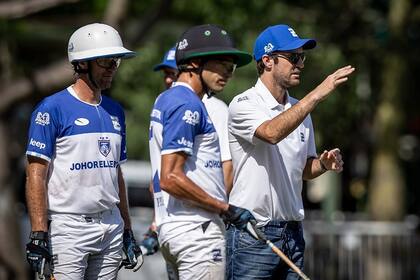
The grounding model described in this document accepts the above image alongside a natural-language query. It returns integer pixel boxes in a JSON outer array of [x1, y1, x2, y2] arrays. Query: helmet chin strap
[[72, 61, 100, 90], [197, 60, 214, 98], [178, 62, 213, 97], [87, 61, 100, 90]]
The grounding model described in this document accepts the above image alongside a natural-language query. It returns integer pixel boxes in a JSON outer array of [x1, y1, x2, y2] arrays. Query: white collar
[[67, 86, 102, 106], [171, 82, 195, 93], [255, 79, 291, 110]]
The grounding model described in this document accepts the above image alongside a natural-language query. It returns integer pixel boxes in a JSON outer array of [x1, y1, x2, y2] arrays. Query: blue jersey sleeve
[[120, 111, 127, 162], [162, 101, 205, 155], [26, 100, 59, 162]]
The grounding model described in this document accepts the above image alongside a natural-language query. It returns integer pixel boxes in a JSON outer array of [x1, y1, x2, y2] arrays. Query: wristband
[[29, 231, 48, 240]]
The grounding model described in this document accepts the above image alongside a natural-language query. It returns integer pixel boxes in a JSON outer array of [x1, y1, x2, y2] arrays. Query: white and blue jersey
[[149, 82, 226, 229], [26, 86, 126, 214]]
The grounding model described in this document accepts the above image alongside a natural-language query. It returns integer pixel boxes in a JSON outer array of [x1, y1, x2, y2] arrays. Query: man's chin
[[288, 79, 300, 87], [209, 85, 224, 93]]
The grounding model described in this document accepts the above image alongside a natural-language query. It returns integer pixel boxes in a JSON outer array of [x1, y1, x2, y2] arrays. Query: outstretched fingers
[[334, 65, 355, 87]]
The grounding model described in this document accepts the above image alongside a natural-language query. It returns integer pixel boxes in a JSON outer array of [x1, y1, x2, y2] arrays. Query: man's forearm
[[222, 160, 233, 195], [256, 94, 320, 144], [117, 167, 132, 230], [26, 163, 49, 232], [160, 171, 229, 214]]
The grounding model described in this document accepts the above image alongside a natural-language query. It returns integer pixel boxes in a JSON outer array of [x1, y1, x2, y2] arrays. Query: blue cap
[[153, 47, 177, 71], [253, 25, 316, 61]]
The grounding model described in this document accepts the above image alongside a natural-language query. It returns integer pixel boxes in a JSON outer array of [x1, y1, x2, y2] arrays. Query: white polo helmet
[[68, 23, 135, 62]]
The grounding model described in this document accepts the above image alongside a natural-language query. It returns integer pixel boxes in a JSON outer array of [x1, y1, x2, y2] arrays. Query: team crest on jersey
[[110, 116, 121, 131], [35, 112, 50, 126], [182, 110, 200, 125], [98, 138, 111, 157]]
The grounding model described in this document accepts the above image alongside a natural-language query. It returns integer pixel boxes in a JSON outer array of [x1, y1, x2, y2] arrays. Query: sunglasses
[[214, 60, 237, 74], [96, 57, 121, 69], [270, 52, 306, 65]]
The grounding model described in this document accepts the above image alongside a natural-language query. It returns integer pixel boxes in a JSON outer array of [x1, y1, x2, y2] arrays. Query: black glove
[[221, 204, 256, 230], [26, 231, 52, 277], [140, 228, 159, 256], [121, 229, 144, 272]]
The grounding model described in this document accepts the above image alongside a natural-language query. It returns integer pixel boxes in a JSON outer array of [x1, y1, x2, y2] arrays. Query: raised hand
[[313, 65, 356, 101]]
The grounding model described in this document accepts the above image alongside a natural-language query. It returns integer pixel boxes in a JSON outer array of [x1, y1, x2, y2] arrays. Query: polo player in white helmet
[[25, 23, 142, 279]]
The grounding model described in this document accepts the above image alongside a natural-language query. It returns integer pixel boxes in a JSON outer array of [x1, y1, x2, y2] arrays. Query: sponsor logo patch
[[151, 109, 161, 120], [29, 138, 46, 150], [211, 249, 223, 262], [35, 112, 50, 126], [264, 43, 274, 53], [204, 160, 222, 168], [288, 28, 298, 37], [178, 39, 188, 50], [177, 137, 193, 148], [300, 132, 305, 142], [70, 160, 119, 170], [167, 50, 176, 60], [182, 110, 200, 125], [110, 115, 121, 131], [98, 137, 111, 157], [237, 96, 249, 102], [74, 118, 89, 126]]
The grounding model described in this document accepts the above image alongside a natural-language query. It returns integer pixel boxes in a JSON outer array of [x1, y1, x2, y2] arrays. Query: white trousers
[[48, 207, 124, 280], [160, 220, 226, 280]]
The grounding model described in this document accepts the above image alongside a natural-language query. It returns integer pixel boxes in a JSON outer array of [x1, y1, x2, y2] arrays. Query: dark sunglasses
[[270, 52, 306, 65], [215, 60, 237, 74], [96, 57, 121, 69]]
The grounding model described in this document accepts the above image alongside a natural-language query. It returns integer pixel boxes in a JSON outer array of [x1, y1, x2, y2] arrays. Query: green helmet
[[175, 24, 252, 68]]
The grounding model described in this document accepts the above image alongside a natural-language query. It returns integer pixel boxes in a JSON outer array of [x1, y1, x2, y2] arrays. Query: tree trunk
[[368, 0, 410, 221], [367, 0, 411, 279], [0, 121, 26, 279]]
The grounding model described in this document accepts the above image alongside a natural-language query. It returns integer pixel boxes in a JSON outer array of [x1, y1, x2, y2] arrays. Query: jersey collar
[[171, 82, 195, 93], [67, 86, 102, 106], [255, 79, 292, 110]]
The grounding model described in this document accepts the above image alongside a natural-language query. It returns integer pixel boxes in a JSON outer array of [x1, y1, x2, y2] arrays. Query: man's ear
[[78, 61, 89, 70], [262, 55, 272, 70], [189, 58, 203, 68]]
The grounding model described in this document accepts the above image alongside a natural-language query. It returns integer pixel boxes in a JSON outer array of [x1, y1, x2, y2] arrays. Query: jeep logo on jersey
[[35, 112, 50, 126], [177, 137, 193, 148], [182, 110, 200, 125], [29, 138, 46, 149], [110, 115, 121, 131], [98, 139, 111, 157]]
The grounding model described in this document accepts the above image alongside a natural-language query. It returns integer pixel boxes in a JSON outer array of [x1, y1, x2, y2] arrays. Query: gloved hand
[[221, 204, 256, 230], [140, 228, 159, 255], [121, 229, 144, 272], [26, 231, 52, 278]]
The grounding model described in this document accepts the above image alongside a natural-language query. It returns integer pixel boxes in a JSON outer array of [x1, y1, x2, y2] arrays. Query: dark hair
[[257, 60, 265, 76], [72, 61, 88, 74]]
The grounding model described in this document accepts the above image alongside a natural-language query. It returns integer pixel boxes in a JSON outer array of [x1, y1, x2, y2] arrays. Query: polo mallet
[[246, 221, 311, 280], [36, 258, 55, 280]]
